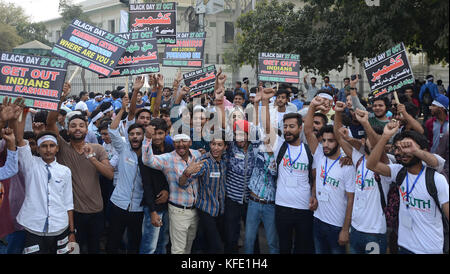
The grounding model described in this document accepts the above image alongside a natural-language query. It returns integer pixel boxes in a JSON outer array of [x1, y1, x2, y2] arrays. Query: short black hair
[[313, 112, 328, 125], [79, 91, 87, 98], [88, 92, 95, 99], [111, 90, 120, 99], [233, 90, 245, 100], [276, 89, 290, 98], [323, 76, 330, 80], [136, 108, 152, 119], [236, 81, 242, 86], [404, 101, 419, 118], [393, 130, 428, 150], [33, 111, 48, 125], [58, 109, 67, 116], [150, 118, 169, 132], [68, 114, 88, 124], [127, 123, 145, 134], [24, 131, 36, 141], [98, 121, 110, 132], [59, 129, 70, 142], [283, 113, 303, 126], [311, 77, 317, 81], [318, 124, 334, 138], [90, 109, 101, 120], [159, 108, 170, 117], [343, 77, 350, 81], [99, 102, 113, 112], [372, 96, 390, 108]]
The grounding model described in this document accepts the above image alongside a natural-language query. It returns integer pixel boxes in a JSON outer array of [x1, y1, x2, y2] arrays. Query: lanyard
[[405, 166, 425, 207], [323, 155, 341, 186], [360, 156, 370, 190], [287, 144, 302, 171]]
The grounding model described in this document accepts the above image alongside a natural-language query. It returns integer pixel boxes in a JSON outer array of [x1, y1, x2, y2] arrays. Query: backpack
[[355, 156, 387, 212], [422, 87, 433, 106], [275, 142, 313, 186], [386, 166, 449, 254]]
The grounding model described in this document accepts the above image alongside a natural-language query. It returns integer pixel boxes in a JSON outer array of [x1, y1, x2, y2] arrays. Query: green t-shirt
[[368, 116, 389, 129]]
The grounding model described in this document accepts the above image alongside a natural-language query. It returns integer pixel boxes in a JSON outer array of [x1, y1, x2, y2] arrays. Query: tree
[[58, 0, 94, 92], [0, 23, 23, 51], [228, 0, 449, 75], [0, 1, 49, 46]]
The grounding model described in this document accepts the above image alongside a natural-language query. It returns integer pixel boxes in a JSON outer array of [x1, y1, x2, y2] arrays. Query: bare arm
[[47, 82, 71, 137], [397, 103, 424, 134], [152, 74, 164, 118], [339, 192, 354, 245], [304, 96, 323, 153], [110, 96, 129, 130], [367, 120, 400, 177], [333, 101, 354, 157], [127, 76, 145, 122]]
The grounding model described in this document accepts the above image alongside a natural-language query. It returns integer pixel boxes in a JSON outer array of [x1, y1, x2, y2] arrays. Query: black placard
[[129, 2, 177, 44], [258, 52, 300, 84], [163, 32, 205, 67], [183, 65, 216, 98], [51, 19, 130, 77], [0, 51, 68, 111], [364, 43, 414, 98], [105, 30, 160, 78]]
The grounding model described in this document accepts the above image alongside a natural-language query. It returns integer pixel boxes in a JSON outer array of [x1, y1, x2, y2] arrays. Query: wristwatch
[[86, 152, 96, 159], [69, 229, 77, 235]]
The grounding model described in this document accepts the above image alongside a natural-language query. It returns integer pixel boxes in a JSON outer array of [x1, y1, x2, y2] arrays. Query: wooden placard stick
[[68, 66, 80, 84]]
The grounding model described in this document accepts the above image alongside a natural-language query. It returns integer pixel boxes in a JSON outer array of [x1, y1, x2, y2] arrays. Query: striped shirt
[[142, 138, 201, 207], [192, 153, 226, 217], [225, 142, 257, 204]]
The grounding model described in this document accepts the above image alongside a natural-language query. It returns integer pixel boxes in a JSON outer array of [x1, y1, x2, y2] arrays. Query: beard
[[324, 145, 339, 157], [69, 132, 86, 141], [400, 155, 421, 167], [374, 111, 387, 119], [285, 132, 300, 144]]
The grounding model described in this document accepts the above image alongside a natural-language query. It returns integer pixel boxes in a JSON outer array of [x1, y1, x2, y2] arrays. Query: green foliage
[[0, 23, 23, 51], [59, 0, 94, 32], [0, 0, 49, 47], [230, 0, 449, 75]]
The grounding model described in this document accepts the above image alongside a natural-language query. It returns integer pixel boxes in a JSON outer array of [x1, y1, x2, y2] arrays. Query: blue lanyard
[[287, 144, 302, 170], [405, 165, 425, 206], [360, 156, 370, 190], [323, 155, 341, 186]]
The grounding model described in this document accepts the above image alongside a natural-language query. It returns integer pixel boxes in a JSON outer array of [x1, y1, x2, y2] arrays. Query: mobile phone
[[351, 74, 362, 81]]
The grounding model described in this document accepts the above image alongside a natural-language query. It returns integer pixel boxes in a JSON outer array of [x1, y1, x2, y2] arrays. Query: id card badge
[[210, 172, 220, 178], [355, 195, 366, 209], [317, 189, 329, 201]]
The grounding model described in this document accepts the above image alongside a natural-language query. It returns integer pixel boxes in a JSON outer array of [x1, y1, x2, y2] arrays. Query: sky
[[4, 0, 84, 23]]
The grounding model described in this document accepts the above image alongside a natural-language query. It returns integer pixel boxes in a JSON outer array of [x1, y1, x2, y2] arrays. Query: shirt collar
[[37, 157, 57, 167]]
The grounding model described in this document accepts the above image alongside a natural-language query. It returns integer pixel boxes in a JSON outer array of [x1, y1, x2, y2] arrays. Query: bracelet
[[86, 152, 96, 159]]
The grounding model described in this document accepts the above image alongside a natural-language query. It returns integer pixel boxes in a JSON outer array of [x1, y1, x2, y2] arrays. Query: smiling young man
[[367, 122, 449, 254], [142, 126, 202, 254], [47, 83, 114, 254], [305, 96, 355, 254]]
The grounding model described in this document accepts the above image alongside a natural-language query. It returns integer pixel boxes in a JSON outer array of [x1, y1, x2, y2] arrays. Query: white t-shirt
[[351, 148, 390, 234], [313, 144, 355, 227], [74, 101, 88, 112], [274, 137, 312, 210], [388, 164, 449, 254]]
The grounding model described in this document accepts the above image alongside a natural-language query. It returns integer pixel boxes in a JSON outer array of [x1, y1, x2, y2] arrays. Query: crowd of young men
[[0, 70, 448, 254]]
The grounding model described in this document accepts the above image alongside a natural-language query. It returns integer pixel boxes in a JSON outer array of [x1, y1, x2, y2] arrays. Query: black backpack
[[275, 142, 313, 186], [387, 167, 449, 254]]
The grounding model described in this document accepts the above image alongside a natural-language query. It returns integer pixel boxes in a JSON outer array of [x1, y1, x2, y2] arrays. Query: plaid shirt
[[191, 153, 226, 217], [142, 138, 201, 207]]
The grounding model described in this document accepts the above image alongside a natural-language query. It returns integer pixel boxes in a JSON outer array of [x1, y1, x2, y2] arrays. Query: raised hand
[[148, 74, 156, 88], [83, 144, 94, 158], [32, 122, 46, 136], [338, 127, 350, 139], [398, 139, 420, 155], [334, 101, 346, 112], [145, 125, 155, 139], [61, 82, 71, 101], [383, 120, 400, 137], [350, 77, 358, 88], [310, 96, 324, 108], [354, 109, 369, 124], [396, 103, 407, 116], [122, 95, 130, 110], [215, 67, 227, 87], [1, 97, 25, 122], [156, 74, 164, 88], [1, 128, 16, 150], [133, 76, 145, 91], [261, 88, 276, 101], [185, 159, 207, 176]]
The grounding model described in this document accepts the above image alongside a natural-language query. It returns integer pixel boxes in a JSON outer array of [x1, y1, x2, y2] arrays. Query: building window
[[205, 53, 209, 64], [108, 19, 115, 33], [210, 22, 216, 27], [216, 54, 220, 64], [224, 22, 234, 43]]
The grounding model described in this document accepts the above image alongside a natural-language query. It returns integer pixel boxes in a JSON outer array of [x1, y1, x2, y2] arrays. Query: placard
[[0, 52, 68, 111], [364, 43, 414, 98], [51, 19, 130, 77], [183, 65, 216, 98], [105, 30, 160, 78], [163, 32, 205, 67], [258, 52, 300, 84], [129, 2, 177, 44]]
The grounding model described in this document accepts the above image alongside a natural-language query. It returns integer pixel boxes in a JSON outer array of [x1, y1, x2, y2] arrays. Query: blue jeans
[[139, 207, 170, 254], [0, 230, 26, 254], [349, 226, 387, 254], [313, 217, 346, 254], [244, 199, 279, 254]]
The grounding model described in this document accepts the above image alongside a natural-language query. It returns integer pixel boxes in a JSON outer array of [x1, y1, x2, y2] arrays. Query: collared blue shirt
[[224, 141, 257, 204], [192, 152, 227, 217], [0, 149, 18, 180], [108, 127, 144, 212], [248, 143, 277, 201], [112, 98, 123, 111]]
